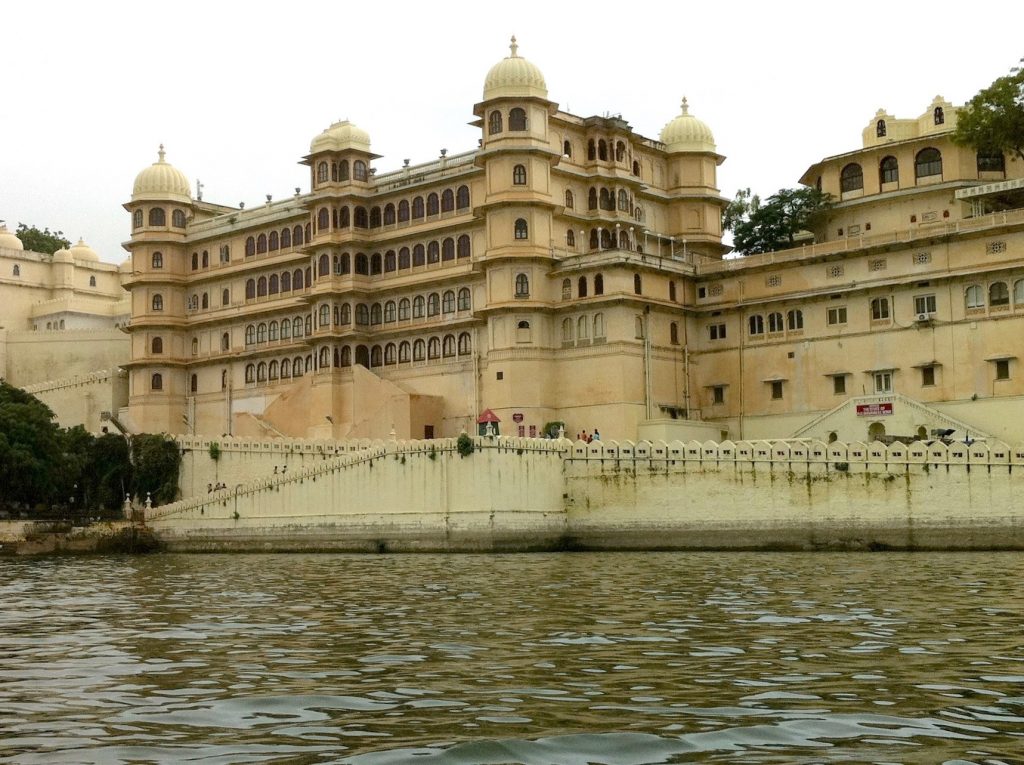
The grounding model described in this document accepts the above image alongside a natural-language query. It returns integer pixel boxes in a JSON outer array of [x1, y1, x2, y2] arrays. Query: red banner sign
[[856, 402, 893, 417], [512, 413, 524, 423]]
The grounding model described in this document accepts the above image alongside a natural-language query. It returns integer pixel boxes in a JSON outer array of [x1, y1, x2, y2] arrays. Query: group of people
[[577, 429, 601, 443], [206, 482, 227, 493]]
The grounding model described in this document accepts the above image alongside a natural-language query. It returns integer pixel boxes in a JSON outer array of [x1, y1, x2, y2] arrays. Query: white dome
[[69, 238, 100, 262], [482, 36, 547, 101], [310, 120, 372, 154], [659, 98, 716, 154], [0, 224, 23, 251], [132, 145, 191, 204]]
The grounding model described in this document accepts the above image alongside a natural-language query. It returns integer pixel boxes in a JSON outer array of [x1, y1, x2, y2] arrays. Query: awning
[[476, 408, 501, 424]]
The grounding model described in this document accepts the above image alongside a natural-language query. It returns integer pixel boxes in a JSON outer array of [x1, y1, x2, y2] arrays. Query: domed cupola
[[659, 97, 716, 154], [482, 36, 547, 101], [309, 120, 373, 155], [0, 223, 24, 251], [132, 145, 191, 204], [69, 238, 100, 262]]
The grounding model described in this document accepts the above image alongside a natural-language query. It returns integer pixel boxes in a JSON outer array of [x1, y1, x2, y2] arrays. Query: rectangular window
[[712, 386, 725, 405], [870, 297, 890, 320], [770, 381, 784, 400], [833, 375, 846, 395], [873, 371, 893, 393], [921, 365, 936, 386], [827, 306, 847, 325], [914, 294, 937, 315], [709, 323, 726, 340], [996, 359, 1010, 380]]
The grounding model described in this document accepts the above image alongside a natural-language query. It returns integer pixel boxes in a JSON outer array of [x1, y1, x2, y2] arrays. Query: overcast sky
[[2, 1, 1021, 263]]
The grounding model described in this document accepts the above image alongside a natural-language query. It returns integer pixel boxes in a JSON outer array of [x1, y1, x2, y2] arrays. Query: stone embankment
[[147, 435, 1024, 552], [0, 520, 159, 556]]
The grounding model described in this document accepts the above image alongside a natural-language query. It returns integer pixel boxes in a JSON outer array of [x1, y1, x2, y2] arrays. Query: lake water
[[0, 552, 1022, 764]]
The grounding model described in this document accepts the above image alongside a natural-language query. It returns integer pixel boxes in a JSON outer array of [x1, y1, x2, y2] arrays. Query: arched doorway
[[868, 422, 886, 442], [355, 345, 370, 368]]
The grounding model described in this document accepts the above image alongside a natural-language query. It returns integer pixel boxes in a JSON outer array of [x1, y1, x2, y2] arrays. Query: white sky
[[1, 0, 1021, 263]]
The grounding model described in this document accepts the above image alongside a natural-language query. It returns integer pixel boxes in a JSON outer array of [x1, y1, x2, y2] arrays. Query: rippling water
[[1, 552, 1022, 764]]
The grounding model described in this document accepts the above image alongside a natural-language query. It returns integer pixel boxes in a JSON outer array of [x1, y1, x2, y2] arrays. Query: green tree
[[131, 434, 181, 506], [0, 380, 66, 510], [952, 67, 1024, 161], [14, 223, 71, 255], [724, 187, 832, 255]]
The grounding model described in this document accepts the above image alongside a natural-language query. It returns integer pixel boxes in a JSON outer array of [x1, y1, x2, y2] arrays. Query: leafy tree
[[0, 380, 66, 510], [14, 223, 71, 255], [131, 434, 181, 505], [952, 68, 1024, 160], [724, 187, 832, 256]]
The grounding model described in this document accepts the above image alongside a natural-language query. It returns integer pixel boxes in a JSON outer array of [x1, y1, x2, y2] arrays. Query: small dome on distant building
[[482, 36, 547, 101], [52, 247, 73, 263], [660, 97, 717, 153], [309, 120, 372, 154], [69, 238, 100, 262], [0, 223, 24, 251], [132, 145, 191, 204]]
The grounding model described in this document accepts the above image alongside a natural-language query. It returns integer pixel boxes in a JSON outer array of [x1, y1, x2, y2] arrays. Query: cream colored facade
[[121, 42, 1024, 445]]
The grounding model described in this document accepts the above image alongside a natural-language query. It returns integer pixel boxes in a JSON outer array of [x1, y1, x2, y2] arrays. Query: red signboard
[[856, 402, 893, 417], [512, 412, 524, 423]]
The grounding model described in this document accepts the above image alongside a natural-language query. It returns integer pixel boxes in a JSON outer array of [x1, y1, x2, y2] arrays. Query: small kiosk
[[477, 409, 501, 437]]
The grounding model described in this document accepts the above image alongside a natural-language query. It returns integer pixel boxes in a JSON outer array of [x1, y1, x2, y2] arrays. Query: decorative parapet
[[23, 369, 112, 394]]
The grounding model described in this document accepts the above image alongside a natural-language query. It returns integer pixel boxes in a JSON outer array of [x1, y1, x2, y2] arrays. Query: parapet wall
[[154, 436, 1024, 551], [23, 369, 128, 433]]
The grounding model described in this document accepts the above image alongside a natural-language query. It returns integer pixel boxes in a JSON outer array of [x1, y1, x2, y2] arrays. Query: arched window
[[384, 300, 396, 323], [615, 141, 626, 162], [336, 160, 349, 181], [257, 276, 267, 297], [151, 293, 163, 311], [133, 209, 143, 229], [305, 315, 312, 336], [413, 244, 425, 267], [413, 339, 426, 361], [594, 273, 604, 295], [618, 189, 630, 211], [371, 253, 383, 275], [488, 110, 503, 134], [412, 197, 424, 219], [148, 208, 166, 226], [269, 321, 279, 341], [398, 200, 410, 222], [340, 303, 351, 324], [369, 345, 382, 367], [578, 276, 588, 298], [245, 364, 255, 384], [934, 107, 944, 125], [564, 189, 574, 209], [315, 253, 327, 277], [355, 253, 368, 275], [370, 303, 382, 325], [748, 315, 764, 335], [561, 317, 574, 343], [293, 316, 304, 337], [293, 356, 305, 377], [598, 140, 608, 161], [456, 185, 470, 209], [340, 346, 352, 367], [257, 362, 268, 383], [268, 231, 279, 251], [442, 290, 456, 314], [593, 312, 605, 339], [383, 343, 396, 366], [151, 336, 163, 354], [787, 309, 803, 330], [990, 281, 1010, 306], [318, 347, 330, 368], [220, 288, 229, 306], [149, 251, 163, 270], [670, 322, 679, 345], [457, 235, 471, 259], [190, 373, 198, 393], [427, 293, 440, 316], [370, 206, 382, 228], [319, 304, 330, 327], [151, 373, 163, 391], [840, 163, 863, 192], [588, 187, 598, 210], [563, 140, 572, 157], [398, 298, 410, 321], [587, 139, 596, 160], [171, 209, 186, 228], [12, 264, 19, 277], [458, 332, 471, 355], [442, 335, 456, 357], [293, 225, 304, 246], [280, 358, 291, 378], [876, 119, 887, 138], [281, 228, 291, 248], [257, 234, 267, 254], [281, 271, 291, 292], [515, 273, 530, 297], [427, 241, 440, 264], [514, 218, 528, 240], [397, 342, 410, 363], [268, 274, 279, 295], [915, 148, 942, 179], [566, 230, 575, 248], [880, 156, 899, 184], [222, 332, 230, 350], [355, 303, 369, 325], [338, 253, 350, 275], [245, 325, 256, 345], [398, 247, 411, 269], [317, 161, 328, 183], [427, 193, 439, 216], [767, 312, 784, 333], [509, 107, 527, 131], [413, 295, 425, 318], [384, 250, 396, 272], [383, 203, 396, 225], [354, 207, 368, 228], [200, 292, 208, 309], [353, 160, 367, 181], [294, 268, 305, 289], [978, 151, 1006, 174], [633, 273, 642, 295], [458, 287, 471, 311], [440, 189, 454, 213], [268, 360, 278, 381], [600, 188, 613, 210], [428, 337, 441, 359], [1015, 279, 1024, 305], [562, 279, 572, 300], [442, 238, 455, 261], [632, 160, 640, 177], [513, 164, 527, 185]]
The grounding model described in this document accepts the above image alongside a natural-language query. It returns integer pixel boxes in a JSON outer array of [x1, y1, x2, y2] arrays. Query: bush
[[457, 433, 475, 457], [131, 434, 182, 505], [542, 421, 566, 439], [209, 442, 221, 461]]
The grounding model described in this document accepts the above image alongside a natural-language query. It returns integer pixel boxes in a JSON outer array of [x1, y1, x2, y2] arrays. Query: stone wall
[[23, 369, 129, 432], [152, 436, 1024, 552]]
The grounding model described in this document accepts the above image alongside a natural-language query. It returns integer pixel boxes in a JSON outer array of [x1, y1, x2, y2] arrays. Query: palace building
[[120, 41, 1024, 445]]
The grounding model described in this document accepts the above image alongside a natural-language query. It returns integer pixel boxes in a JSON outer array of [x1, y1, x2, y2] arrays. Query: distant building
[[120, 41, 1024, 445]]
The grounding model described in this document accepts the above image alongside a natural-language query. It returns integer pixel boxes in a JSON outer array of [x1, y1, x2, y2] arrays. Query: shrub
[[209, 442, 221, 461], [457, 433, 475, 457]]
